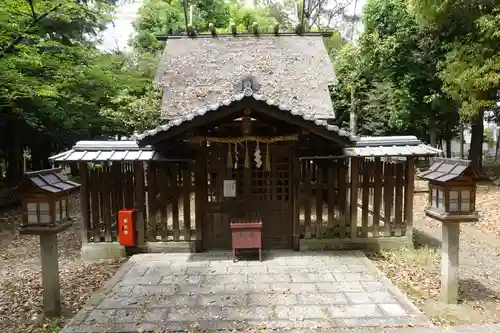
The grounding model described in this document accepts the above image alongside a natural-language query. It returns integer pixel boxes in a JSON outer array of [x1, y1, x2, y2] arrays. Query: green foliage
[[0, 0, 163, 177], [100, 54, 162, 134], [130, 0, 237, 53], [131, 0, 184, 53], [331, 0, 460, 140], [409, 0, 500, 118], [227, 3, 277, 32], [484, 127, 496, 147]]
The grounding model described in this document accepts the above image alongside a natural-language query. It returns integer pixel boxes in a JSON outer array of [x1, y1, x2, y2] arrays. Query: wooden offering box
[[230, 219, 262, 262]]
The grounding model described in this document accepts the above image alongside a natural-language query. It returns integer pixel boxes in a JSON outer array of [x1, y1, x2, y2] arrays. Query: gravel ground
[[371, 183, 500, 326], [0, 193, 125, 333]]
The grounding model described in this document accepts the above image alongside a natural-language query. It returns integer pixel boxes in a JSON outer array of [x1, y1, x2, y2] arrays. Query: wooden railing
[[80, 161, 196, 243], [79, 156, 414, 244], [297, 157, 413, 241]]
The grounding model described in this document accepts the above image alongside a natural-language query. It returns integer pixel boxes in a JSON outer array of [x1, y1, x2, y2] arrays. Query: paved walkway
[[62, 251, 430, 333]]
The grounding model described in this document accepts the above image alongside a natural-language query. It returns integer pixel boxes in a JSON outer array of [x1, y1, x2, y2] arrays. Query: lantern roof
[[22, 168, 80, 194], [419, 158, 473, 182]]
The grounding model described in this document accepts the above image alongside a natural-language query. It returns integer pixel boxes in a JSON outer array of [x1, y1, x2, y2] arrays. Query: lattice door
[[203, 144, 293, 249]]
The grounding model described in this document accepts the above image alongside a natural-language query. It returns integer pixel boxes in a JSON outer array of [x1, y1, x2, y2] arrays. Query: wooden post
[[134, 162, 146, 246], [441, 222, 460, 304], [292, 149, 300, 250], [79, 162, 90, 243], [102, 164, 112, 242], [183, 167, 192, 240], [194, 151, 207, 252], [349, 158, 360, 239], [147, 162, 157, 241], [404, 157, 415, 242], [40, 233, 61, 317], [372, 158, 383, 237], [304, 162, 312, 239]]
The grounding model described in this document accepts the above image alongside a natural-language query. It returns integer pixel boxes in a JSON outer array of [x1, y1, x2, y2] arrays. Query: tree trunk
[[350, 86, 357, 136], [30, 150, 42, 171], [459, 123, 465, 159], [5, 121, 24, 185], [428, 117, 438, 147], [29, 140, 51, 171], [70, 163, 79, 177], [468, 110, 484, 172], [495, 128, 500, 163], [445, 137, 452, 157]]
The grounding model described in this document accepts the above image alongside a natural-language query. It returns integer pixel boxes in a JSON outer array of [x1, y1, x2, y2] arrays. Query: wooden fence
[[79, 161, 196, 243], [297, 157, 414, 241], [79, 156, 414, 245]]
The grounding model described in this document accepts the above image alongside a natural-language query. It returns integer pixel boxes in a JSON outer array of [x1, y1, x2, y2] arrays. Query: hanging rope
[[226, 143, 232, 169], [233, 142, 239, 169], [187, 134, 299, 144], [265, 143, 271, 172], [244, 141, 250, 168]]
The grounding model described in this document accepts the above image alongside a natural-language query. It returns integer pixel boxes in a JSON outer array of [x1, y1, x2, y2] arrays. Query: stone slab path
[[62, 250, 430, 333]]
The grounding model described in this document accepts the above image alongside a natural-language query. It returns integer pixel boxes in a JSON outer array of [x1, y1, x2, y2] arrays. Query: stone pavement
[[62, 250, 430, 333]]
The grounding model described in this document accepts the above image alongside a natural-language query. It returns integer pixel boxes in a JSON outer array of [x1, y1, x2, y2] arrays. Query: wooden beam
[[194, 150, 207, 252], [134, 162, 146, 246], [139, 103, 246, 146], [138, 97, 352, 147], [349, 158, 360, 240], [146, 161, 157, 242], [246, 99, 351, 145], [292, 145, 300, 250], [78, 162, 90, 243], [404, 157, 416, 242]]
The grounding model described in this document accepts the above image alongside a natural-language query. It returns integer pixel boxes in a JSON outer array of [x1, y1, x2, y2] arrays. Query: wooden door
[[203, 144, 293, 250]]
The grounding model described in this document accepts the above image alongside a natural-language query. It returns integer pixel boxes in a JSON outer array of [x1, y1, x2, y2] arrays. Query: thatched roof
[[156, 36, 336, 120]]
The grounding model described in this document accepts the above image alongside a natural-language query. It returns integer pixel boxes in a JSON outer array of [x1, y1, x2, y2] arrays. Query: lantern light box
[[20, 168, 80, 234], [420, 158, 478, 222]]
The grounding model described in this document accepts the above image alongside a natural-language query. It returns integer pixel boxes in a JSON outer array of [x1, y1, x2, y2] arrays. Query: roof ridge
[[135, 91, 357, 142]]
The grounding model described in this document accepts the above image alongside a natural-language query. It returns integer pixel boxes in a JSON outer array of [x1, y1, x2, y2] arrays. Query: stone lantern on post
[[19, 168, 80, 318], [419, 158, 478, 304]]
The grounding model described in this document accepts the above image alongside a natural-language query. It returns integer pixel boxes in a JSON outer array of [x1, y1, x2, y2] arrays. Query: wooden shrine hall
[[50, 33, 441, 259]]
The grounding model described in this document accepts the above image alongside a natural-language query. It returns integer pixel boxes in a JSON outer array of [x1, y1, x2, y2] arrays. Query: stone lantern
[[20, 168, 79, 232], [421, 158, 478, 223], [420, 158, 479, 304], [19, 168, 80, 317]]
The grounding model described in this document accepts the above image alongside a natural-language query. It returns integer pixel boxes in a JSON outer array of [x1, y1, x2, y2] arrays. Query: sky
[[98, 0, 367, 52], [98, 0, 144, 52]]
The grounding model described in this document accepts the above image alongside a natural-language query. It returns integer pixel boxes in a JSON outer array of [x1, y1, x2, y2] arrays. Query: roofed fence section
[[51, 141, 189, 162], [50, 136, 441, 163]]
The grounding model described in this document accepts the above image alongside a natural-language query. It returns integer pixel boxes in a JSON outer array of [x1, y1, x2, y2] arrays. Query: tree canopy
[[1, 0, 498, 185], [331, 0, 499, 167], [0, 0, 161, 183]]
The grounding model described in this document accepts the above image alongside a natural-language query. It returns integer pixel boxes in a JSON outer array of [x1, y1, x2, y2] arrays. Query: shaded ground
[[370, 182, 500, 326], [0, 193, 124, 333], [2, 181, 500, 332], [62, 251, 428, 333]]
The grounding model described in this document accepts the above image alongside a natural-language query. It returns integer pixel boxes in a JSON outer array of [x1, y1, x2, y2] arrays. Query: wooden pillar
[[404, 157, 416, 242], [349, 158, 360, 240], [134, 162, 146, 246], [40, 233, 61, 317], [147, 162, 157, 242], [79, 162, 90, 243], [441, 222, 460, 304], [194, 150, 207, 252], [292, 147, 300, 251]]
